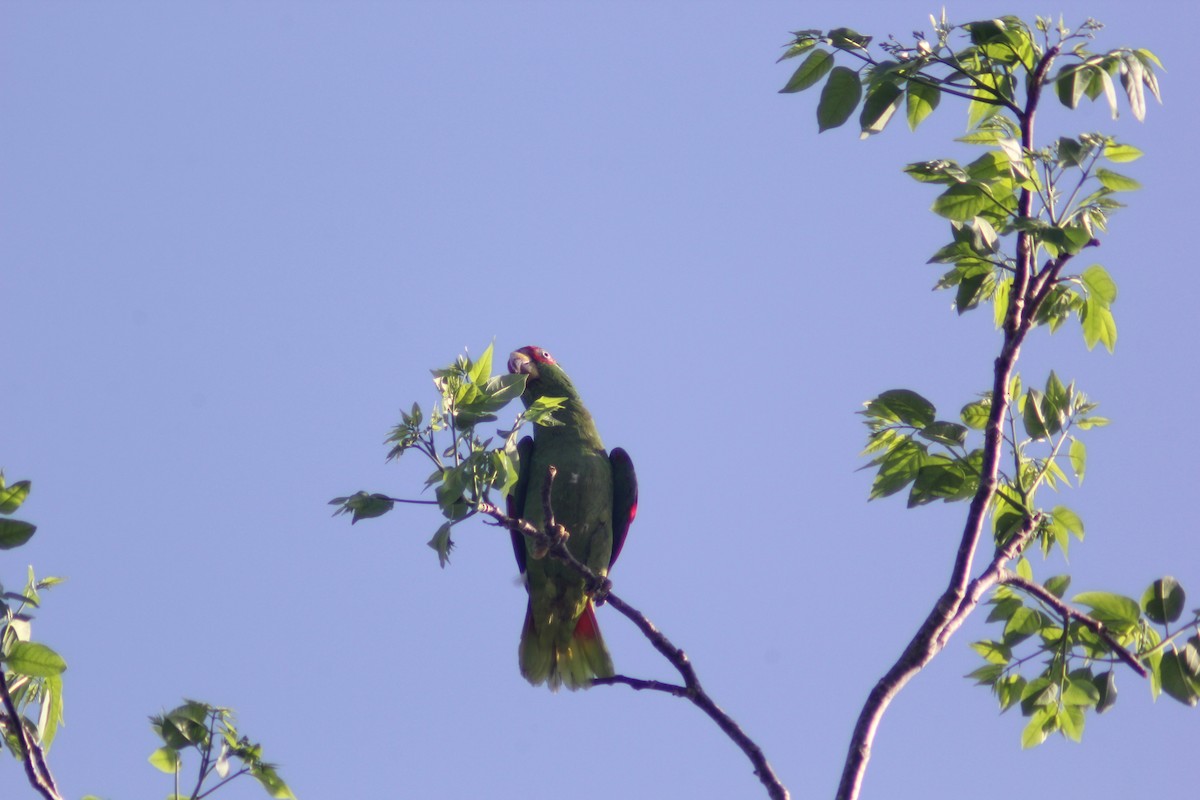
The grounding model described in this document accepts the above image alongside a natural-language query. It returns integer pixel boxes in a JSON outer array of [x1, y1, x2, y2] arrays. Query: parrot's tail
[[519, 600, 615, 692]]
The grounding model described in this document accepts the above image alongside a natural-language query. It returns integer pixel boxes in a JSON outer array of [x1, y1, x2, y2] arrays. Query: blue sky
[[4, 2, 1198, 798]]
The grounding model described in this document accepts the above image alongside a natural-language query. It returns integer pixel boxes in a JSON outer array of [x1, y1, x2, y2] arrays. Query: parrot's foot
[[592, 577, 613, 605], [531, 524, 569, 560]]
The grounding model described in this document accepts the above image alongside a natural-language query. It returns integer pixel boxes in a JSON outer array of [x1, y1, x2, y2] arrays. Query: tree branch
[[1000, 573, 1148, 677], [477, 473, 791, 800], [0, 673, 63, 800], [834, 44, 1071, 800], [592, 674, 688, 697]]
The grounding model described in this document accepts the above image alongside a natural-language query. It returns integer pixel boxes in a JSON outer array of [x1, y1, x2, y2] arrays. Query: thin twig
[[0, 672, 63, 800], [379, 495, 439, 505], [1000, 573, 1148, 677], [592, 675, 688, 697], [477, 475, 790, 800]]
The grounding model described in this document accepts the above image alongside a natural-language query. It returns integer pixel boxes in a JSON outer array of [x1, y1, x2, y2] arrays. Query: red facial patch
[[520, 346, 556, 365]]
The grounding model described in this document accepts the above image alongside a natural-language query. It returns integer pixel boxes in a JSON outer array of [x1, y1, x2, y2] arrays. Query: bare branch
[[0, 674, 63, 800], [592, 675, 688, 696]]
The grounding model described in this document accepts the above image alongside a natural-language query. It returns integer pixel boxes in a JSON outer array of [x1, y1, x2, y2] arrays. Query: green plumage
[[506, 347, 637, 691]]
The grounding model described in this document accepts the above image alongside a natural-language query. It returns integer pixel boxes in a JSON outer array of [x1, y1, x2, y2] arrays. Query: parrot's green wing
[[506, 435, 535, 574]]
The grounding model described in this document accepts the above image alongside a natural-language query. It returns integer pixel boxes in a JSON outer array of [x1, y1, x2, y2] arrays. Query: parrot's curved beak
[[508, 350, 535, 377]]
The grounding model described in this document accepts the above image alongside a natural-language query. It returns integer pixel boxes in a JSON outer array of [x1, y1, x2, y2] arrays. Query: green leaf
[[992, 276, 1010, 328], [1069, 438, 1086, 484], [330, 491, 395, 524], [1051, 506, 1084, 541], [1055, 65, 1085, 109], [467, 342, 494, 387], [1063, 671, 1101, 707], [427, 522, 454, 568], [1021, 388, 1049, 440], [859, 79, 904, 137], [931, 183, 992, 221], [4, 641, 67, 677], [1059, 704, 1085, 742], [1020, 675, 1056, 714], [252, 763, 298, 799], [1095, 168, 1141, 192], [777, 38, 817, 63], [966, 663, 1005, 684], [1096, 64, 1118, 118], [817, 66, 862, 132], [1081, 297, 1117, 352], [862, 389, 936, 427], [1043, 574, 1071, 599], [1073, 591, 1141, 634], [905, 159, 967, 185], [779, 49, 834, 93], [986, 597, 1023, 623], [149, 746, 182, 774], [971, 640, 1012, 665], [0, 480, 30, 514], [960, 398, 991, 430], [906, 80, 940, 130], [1021, 706, 1055, 749], [1004, 607, 1044, 643], [828, 27, 871, 50], [1120, 53, 1147, 122], [1055, 136, 1087, 167], [39, 672, 64, 747], [955, 269, 988, 313], [1160, 648, 1199, 706], [1094, 670, 1118, 712], [996, 674, 1026, 712], [907, 459, 968, 507], [0, 518, 36, 549], [868, 439, 926, 500], [1103, 143, 1143, 163], [1081, 265, 1117, 307], [918, 421, 968, 447], [1141, 577, 1185, 625]]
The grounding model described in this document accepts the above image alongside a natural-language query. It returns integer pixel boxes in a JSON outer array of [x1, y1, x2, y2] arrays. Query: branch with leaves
[[147, 700, 296, 800], [1, 474, 66, 800], [332, 343, 790, 800], [2, 472, 296, 800], [779, 12, 1196, 800]]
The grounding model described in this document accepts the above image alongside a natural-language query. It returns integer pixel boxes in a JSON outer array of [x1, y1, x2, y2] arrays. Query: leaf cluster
[[330, 343, 561, 566], [971, 575, 1200, 747], [148, 700, 296, 800], [779, 15, 1160, 136], [781, 15, 1161, 357], [916, 133, 1130, 351], [861, 371, 1101, 541], [0, 474, 67, 761]]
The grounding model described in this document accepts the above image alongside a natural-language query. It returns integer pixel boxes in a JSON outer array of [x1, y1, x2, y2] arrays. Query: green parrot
[[506, 345, 638, 691]]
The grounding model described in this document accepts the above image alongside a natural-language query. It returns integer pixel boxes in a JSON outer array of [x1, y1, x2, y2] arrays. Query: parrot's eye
[[539, 349, 553, 362]]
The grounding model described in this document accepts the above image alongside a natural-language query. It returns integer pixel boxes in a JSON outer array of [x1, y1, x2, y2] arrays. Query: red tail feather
[[574, 601, 601, 641]]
